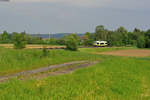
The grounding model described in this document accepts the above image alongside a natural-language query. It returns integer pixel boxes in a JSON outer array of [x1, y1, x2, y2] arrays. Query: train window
[[100, 43, 104, 45], [97, 43, 99, 44]]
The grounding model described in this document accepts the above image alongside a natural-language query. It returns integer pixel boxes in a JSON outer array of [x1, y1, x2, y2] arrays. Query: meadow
[[0, 47, 99, 75], [0, 47, 150, 100]]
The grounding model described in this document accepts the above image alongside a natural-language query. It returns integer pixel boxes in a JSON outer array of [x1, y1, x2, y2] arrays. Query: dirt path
[[98, 49, 150, 57], [0, 61, 97, 82], [24, 61, 98, 80]]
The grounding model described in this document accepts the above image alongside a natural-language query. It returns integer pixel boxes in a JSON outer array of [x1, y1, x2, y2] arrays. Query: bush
[[65, 35, 78, 51], [42, 48, 49, 57], [14, 41, 26, 49], [13, 33, 26, 49]]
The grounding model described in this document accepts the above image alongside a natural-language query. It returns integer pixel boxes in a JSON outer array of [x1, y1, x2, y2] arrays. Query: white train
[[93, 41, 108, 47]]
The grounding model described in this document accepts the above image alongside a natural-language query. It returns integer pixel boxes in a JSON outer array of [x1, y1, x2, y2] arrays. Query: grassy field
[[80, 47, 135, 54], [0, 47, 100, 75], [0, 47, 150, 99]]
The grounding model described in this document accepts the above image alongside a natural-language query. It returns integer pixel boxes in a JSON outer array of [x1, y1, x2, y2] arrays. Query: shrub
[[42, 48, 49, 57], [65, 35, 78, 51], [13, 33, 26, 49]]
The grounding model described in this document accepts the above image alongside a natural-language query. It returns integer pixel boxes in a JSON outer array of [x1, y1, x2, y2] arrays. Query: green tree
[[145, 36, 150, 48], [107, 31, 115, 46], [65, 34, 78, 51], [81, 32, 94, 46], [0, 31, 9, 43], [145, 29, 150, 48], [95, 25, 107, 40], [117, 26, 128, 46], [137, 35, 145, 48], [13, 33, 27, 49], [48, 38, 57, 45], [134, 28, 141, 33]]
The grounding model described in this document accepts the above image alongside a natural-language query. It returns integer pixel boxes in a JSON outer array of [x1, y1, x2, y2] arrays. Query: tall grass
[[0, 47, 150, 99], [0, 47, 100, 75]]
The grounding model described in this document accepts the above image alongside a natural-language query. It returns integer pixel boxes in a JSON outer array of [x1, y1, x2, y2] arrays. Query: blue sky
[[0, 0, 150, 34]]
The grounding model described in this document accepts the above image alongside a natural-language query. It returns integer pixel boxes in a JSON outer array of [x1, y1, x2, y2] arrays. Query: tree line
[[94, 25, 150, 48], [0, 25, 150, 50]]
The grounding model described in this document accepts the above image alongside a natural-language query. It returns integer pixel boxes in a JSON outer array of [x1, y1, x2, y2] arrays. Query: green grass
[[0, 47, 150, 100], [0, 47, 100, 75], [79, 47, 136, 54]]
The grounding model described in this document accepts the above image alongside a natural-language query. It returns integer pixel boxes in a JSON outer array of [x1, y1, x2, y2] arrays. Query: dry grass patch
[[98, 49, 150, 57], [0, 44, 65, 49]]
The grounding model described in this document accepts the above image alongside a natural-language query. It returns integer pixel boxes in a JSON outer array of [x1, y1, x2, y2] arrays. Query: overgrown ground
[[0, 47, 99, 75], [0, 47, 150, 100]]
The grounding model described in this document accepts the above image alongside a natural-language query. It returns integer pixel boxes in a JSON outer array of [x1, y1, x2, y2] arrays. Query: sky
[[0, 0, 150, 34]]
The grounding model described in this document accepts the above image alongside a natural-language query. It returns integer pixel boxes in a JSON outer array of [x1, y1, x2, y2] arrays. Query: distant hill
[[30, 33, 84, 39]]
